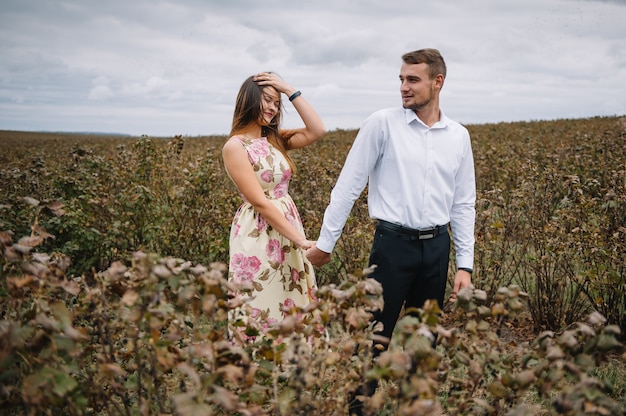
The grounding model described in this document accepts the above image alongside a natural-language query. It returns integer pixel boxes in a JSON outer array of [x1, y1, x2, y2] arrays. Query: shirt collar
[[404, 108, 449, 129]]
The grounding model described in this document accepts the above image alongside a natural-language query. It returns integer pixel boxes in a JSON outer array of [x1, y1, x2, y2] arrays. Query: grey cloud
[[88, 85, 114, 100], [0, 0, 624, 136]]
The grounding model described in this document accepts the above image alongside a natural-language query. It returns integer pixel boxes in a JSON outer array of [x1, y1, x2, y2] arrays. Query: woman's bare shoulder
[[223, 136, 244, 151]]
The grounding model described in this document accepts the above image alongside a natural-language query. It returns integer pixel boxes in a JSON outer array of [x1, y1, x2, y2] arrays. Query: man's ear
[[434, 73, 445, 90]]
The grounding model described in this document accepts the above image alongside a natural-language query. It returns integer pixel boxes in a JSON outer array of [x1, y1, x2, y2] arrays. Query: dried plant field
[[1, 116, 625, 415]]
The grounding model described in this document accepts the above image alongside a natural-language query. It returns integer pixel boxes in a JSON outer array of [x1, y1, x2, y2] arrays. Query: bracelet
[[288, 90, 302, 101], [459, 267, 473, 275]]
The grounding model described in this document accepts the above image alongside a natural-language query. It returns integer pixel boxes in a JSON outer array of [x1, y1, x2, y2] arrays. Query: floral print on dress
[[246, 139, 271, 165], [230, 252, 261, 283], [254, 213, 267, 235], [266, 239, 285, 265], [227, 136, 318, 325], [272, 169, 290, 198], [260, 170, 273, 183]]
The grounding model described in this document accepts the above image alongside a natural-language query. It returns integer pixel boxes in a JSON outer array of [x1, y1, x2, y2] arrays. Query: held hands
[[448, 269, 472, 303], [306, 244, 332, 267], [253, 72, 296, 98], [295, 237, 314, 251]]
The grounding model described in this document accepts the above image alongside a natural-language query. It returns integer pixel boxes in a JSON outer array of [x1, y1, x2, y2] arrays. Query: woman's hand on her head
[[254, 71, 325, 149], [253, 72, 296, 97]]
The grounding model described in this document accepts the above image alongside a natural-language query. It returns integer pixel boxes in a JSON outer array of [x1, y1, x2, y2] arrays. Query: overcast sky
[[1, 0, 625, 137]]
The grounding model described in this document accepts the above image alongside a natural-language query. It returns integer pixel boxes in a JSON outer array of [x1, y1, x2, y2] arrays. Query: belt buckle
[[419, 231, 435, 240], [418, 226, 438, 240]]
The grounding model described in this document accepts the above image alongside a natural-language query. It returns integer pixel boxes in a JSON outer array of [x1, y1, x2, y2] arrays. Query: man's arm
[[449, 129, 476, 301], [309, 111, 386, 263], [450, 130, 476, 271]]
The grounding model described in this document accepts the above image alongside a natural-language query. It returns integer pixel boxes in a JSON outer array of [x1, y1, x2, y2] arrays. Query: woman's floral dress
[[227, 136, 318, 327]]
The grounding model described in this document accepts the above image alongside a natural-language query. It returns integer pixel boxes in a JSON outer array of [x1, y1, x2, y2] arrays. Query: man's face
[[399, 62, 438, 111]]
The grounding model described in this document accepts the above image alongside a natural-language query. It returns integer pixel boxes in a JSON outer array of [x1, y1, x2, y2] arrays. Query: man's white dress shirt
[[316, 107, 476, 269]]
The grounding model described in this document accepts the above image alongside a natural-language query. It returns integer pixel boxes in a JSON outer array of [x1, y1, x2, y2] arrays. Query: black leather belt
[[376, 220, 449, 240]]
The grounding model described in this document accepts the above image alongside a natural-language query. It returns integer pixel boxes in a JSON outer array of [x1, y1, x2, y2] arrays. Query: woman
[[222, 72, 325, 330]]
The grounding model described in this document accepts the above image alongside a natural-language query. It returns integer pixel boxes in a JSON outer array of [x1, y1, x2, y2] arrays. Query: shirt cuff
[[456, 255, 474, 270], [315, 238, 335, 254]]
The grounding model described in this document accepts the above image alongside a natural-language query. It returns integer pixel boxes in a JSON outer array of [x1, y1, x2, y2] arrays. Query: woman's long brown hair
[[229, 76, 296, 173]]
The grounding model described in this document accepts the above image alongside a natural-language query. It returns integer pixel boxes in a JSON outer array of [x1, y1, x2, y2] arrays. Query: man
[[306, 48, 476, 413]]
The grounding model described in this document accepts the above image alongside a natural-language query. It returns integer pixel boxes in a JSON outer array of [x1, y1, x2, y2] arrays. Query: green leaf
[[52, 369, 78, 397]]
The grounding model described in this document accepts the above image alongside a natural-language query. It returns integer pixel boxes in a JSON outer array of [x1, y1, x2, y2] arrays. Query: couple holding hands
[[222, 48, 476, 368]]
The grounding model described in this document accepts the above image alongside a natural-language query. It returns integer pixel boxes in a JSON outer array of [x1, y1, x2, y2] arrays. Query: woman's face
[[260, 86, 280, 125]]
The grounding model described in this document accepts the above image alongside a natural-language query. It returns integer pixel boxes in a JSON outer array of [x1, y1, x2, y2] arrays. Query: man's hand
[[449, 269, 472, 303], [306, 245, 332, 267]]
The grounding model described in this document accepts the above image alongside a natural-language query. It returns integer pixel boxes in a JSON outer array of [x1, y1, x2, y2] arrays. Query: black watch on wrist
[[458, 267, 473, 275]]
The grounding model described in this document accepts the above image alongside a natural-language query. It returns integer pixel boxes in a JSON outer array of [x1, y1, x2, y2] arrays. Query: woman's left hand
[[253, 72, 295, 97], [253, 70, 325, 149]]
